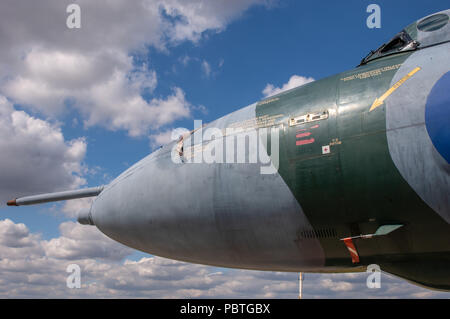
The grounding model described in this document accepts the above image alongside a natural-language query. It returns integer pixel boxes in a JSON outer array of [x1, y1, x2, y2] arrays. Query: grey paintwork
[[386, 42, 450, 223], [416, 10, 450, 47], [92, 103, 325, 271], [8, 186, 103, 206]]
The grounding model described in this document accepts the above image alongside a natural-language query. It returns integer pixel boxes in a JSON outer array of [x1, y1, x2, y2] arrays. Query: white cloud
[[0, 0, 272, 138], [180, 55, 192, 66], [2, 49, 188, 137], [43, 221, 133, 261], [0, 219, 40, 249], [262, 74, 315, 97], [60, 197, 94, 219], [0, 96, 86, 205], [319, 278, 354, 292], [160, 0, 274, 43], [149, 130, 175, 147], [0, 218, 449, 298], [201, 60, 212, 78], [149, 127, 192, 149]]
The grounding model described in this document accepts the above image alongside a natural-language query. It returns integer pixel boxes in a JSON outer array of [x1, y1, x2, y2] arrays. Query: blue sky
[[0, 0, 449, 298]]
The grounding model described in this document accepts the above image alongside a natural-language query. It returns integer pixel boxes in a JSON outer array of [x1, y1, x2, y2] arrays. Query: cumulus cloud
[[0, 0, 270, 207], [2, 47, 189, 137], [0, 0, 272, 138], [0, 96, 86, 205], [0, 218, 449, 298], [0, 219, 41, 249], [160, 0, 274, 43], [60, 197, 94, 219], [262, 75, 315, 97], [149, 130, 175, 148], [43, 221, 132, 261]]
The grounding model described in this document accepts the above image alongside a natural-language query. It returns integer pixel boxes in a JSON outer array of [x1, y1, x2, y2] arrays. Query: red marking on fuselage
[[296, 132, 312, 138], [296, 138, 315, 146], [342, 237, 360, 263], [310, 124, 319, 129]]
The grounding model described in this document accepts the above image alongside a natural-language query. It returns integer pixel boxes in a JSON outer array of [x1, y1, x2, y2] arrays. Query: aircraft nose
[[90, 179, 145, 250], [77, 207, 94, 225], [88, 156, 178, 253], [425, 71, 450, 163]]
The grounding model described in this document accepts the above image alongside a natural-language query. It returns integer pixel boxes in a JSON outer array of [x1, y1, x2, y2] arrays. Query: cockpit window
[[359, 30, 419, 66], [379, 36, 407, 54]]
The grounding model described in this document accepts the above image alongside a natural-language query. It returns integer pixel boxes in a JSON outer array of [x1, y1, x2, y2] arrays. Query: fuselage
[[90, 10, 450, 290]]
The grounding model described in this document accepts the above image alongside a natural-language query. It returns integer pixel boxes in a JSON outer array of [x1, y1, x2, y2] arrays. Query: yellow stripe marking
[[369, 67, 421, 112]]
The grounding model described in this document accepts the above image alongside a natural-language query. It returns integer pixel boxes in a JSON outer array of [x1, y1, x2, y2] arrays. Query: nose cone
[[425, 71, 450, 163], [77, 207, 94, 225], [90, 171, 152, 252], [89, 151, 189, 256]]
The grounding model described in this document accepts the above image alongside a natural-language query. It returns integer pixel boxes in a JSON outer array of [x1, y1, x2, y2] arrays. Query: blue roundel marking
[[425, 71, 450, 163]]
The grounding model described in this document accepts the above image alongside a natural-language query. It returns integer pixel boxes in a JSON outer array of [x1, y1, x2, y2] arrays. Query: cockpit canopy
[[360, 10, 450, 66]]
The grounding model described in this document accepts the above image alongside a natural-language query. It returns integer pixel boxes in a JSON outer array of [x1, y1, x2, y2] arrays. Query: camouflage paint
[[254, 13, 450, 288]]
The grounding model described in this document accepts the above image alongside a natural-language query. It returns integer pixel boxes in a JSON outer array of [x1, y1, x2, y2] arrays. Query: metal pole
[[298, 272, 303, 299]]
